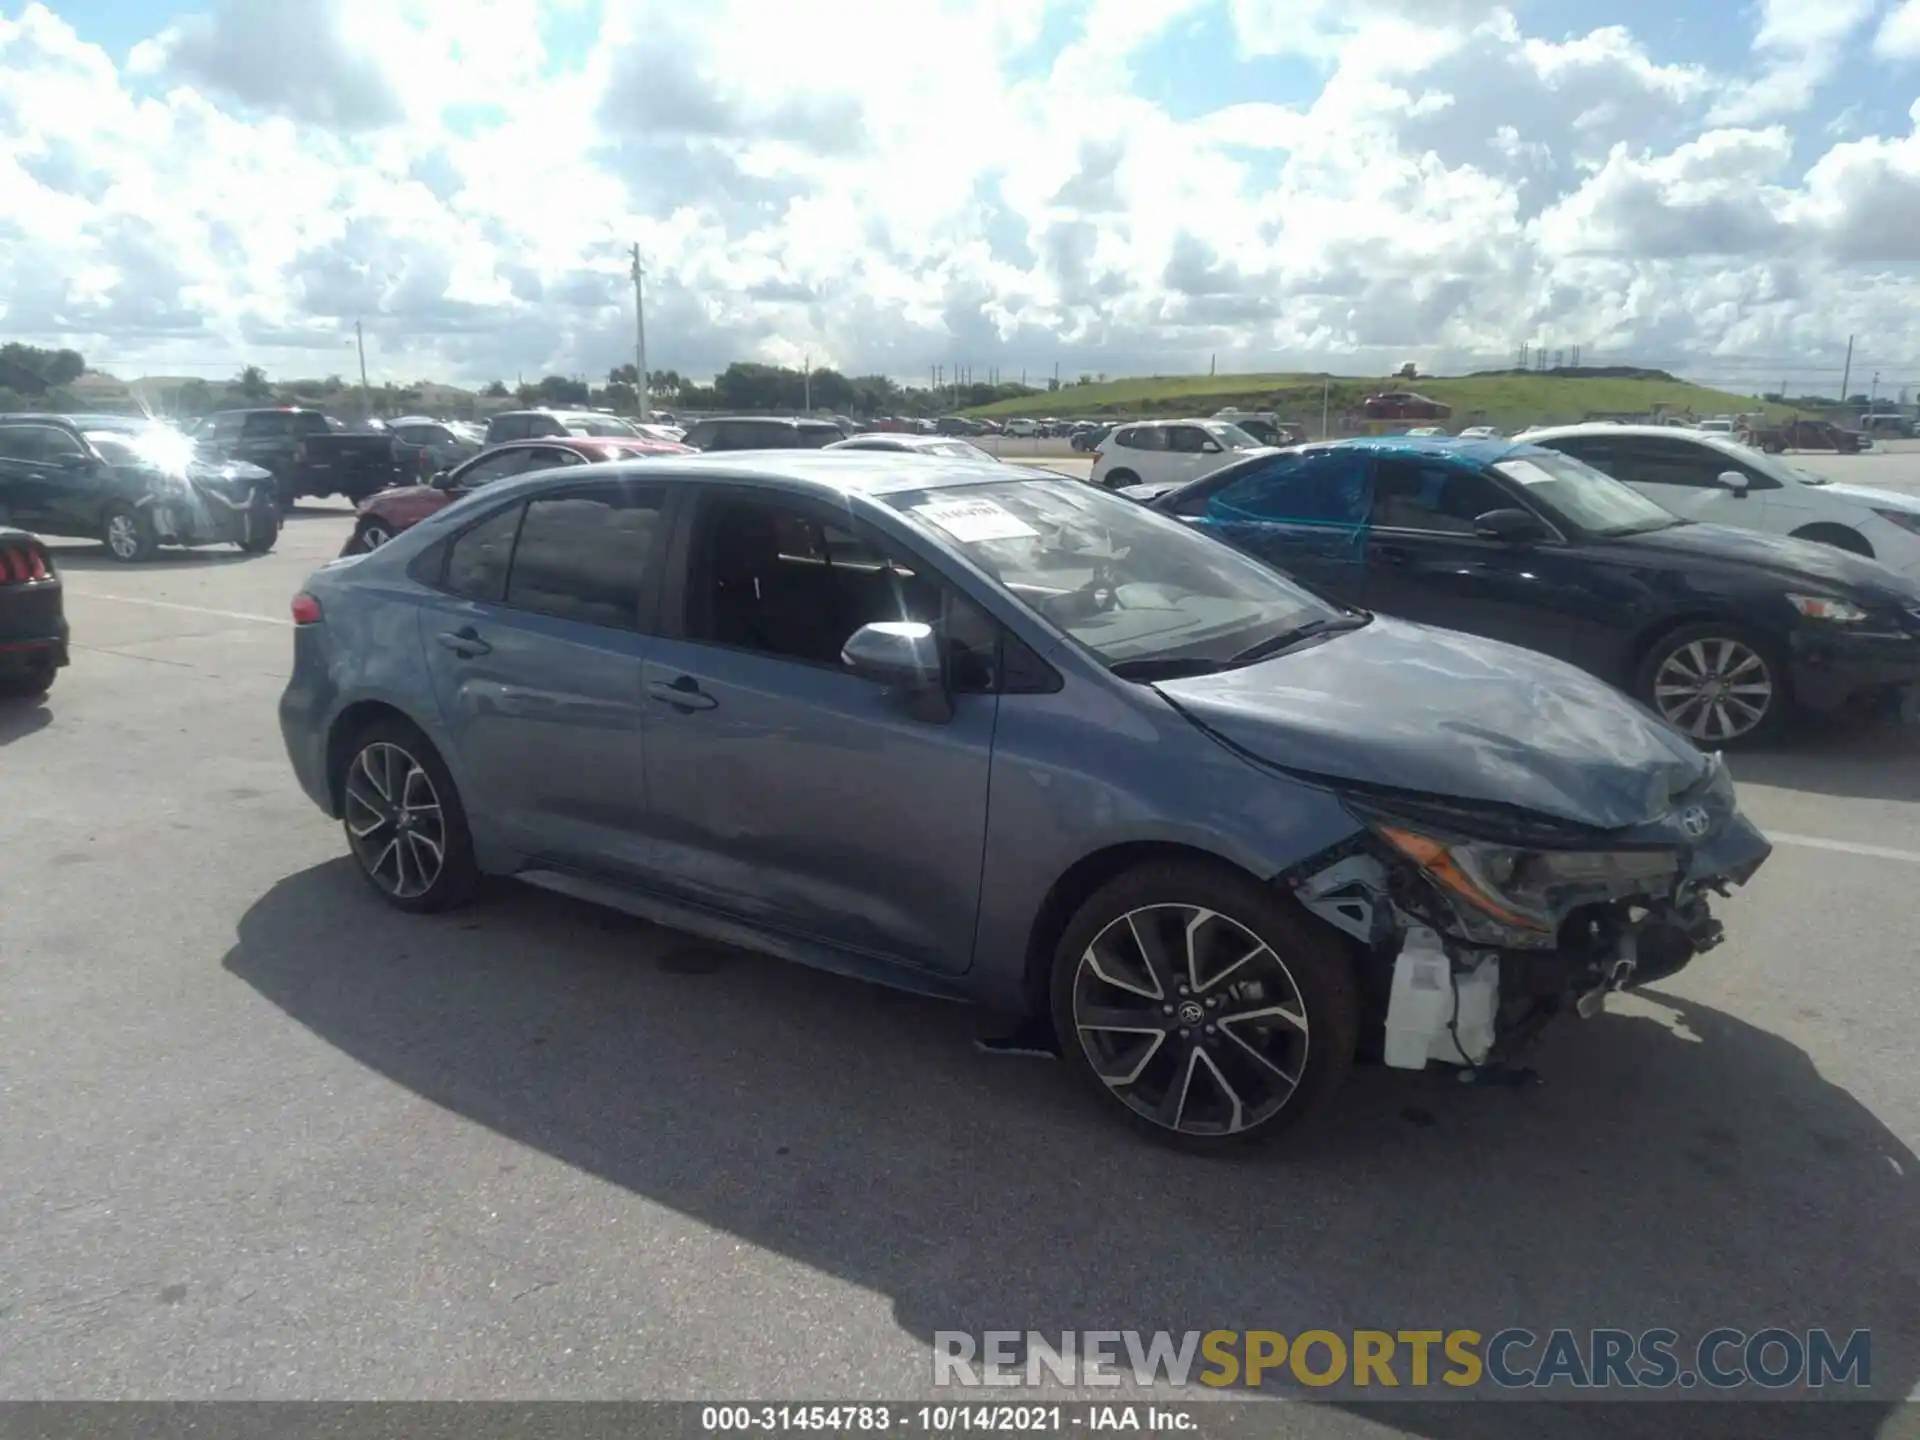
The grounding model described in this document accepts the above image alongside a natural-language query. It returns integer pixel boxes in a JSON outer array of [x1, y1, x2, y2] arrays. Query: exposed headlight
[[1786, 593, 1869, 622], [1872, 507, 1920, 536], [1371, 824, 1680, 940]]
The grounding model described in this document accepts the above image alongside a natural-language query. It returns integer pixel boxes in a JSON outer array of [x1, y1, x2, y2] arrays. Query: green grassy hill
[[967, 371, 1796, 430]]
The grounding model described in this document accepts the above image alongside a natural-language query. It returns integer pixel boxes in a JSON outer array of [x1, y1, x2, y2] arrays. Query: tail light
[[291, 593, 323, 625], [0, 544, 49, 584]]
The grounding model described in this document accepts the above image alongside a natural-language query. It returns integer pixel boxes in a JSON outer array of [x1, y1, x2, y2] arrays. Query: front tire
[[1635, 622, 1787, 748], [1101, 468, 1140, 489], [101, 504, 156, 563], [340, 719, 480, 913], [240, 494, 280, 553], [354, 520, 395, 553], [1051, 860, 1358, 1150]]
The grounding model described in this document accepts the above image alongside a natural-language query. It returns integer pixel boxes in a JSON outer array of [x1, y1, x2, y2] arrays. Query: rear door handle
[[436, 626, 491, 658], [648, 676, 718, 711]]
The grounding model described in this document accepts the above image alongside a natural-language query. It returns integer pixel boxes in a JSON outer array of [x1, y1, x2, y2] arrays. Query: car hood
[[1819, 481, 1920, 516], [1152, 617, 1712, 830], [360, 483, 437, 513], [1606, 521, 1920, 599]]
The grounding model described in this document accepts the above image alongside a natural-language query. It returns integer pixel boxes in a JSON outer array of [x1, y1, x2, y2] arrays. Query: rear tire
[[1634, 621, 1788, 749], [339, 718, 480, 913], [1102, 468, 1140, 489], [1790, 524, 1872, 558], [0, 658, 56, 699], [101, 504, 156, 563], [1051, 859, 1358, 1150]]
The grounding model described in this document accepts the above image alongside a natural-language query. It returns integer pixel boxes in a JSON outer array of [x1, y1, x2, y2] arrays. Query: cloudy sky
[[5, 0, 1920, 394]]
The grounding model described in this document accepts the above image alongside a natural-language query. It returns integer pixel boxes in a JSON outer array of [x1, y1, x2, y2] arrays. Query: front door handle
[[1375, 545, 1413, 568], [436, 626, 491, 658], [648, 676, 718, 712]]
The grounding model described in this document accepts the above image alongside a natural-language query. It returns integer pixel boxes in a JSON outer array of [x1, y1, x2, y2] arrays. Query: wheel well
[[1789, 522, 1873, 558], [324, 700, 415, 813], [1629, 612, 1737, 674], [1019, 842, 1262, 1014]]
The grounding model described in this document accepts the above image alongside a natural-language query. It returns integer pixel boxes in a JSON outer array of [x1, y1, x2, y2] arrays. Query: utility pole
[[354, 320, 371, 419], [1871, 372, 1880, 409], [630, 244, 649, 419], [1839, 333, 1854, 404], [1320, 378, 1330, 439], [803, 351, 812, 413]]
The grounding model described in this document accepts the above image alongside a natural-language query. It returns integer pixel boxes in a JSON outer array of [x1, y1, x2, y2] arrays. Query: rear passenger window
[[504, 489, 665, 629], [443, 504, 523, 602]]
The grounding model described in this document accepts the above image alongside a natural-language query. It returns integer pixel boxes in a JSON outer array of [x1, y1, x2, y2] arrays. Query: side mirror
[[1472, 508, 1549, 543], [841, 621, 951, 721], [53, 452, 92, 471], [1716, 470, 1751, 496], [430, 470, 453, 489], [1200, 440, 1223, 454]]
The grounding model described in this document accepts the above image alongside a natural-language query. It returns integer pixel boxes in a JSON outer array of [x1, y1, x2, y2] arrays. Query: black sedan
[[0, 526, 65, 698], [1145, 436, 1920, 746]]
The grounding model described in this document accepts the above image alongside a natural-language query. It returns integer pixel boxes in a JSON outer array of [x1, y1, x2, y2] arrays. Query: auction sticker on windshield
[[912, 498, 1040, 544], [1494, 460, 1556, 487]]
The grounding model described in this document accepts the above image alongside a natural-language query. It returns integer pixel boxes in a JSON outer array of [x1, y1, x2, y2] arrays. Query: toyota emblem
[[1678, 805, 1712, 839]]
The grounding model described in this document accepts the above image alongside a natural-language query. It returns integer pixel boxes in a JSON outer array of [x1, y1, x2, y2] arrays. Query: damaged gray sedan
[[281, 458, 1769, 1150]]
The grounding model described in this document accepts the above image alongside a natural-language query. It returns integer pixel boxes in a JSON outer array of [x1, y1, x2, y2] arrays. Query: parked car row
[[283, 446, 1787, 1150]]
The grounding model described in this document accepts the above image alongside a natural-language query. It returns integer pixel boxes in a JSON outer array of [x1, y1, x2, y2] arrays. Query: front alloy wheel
[[356, 521, 393, 552], [1646, 632, 1779, 745], [1052, 862, 1357, 1148]]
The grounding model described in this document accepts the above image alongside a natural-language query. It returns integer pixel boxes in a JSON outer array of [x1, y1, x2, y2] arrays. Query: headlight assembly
[[1371, 823, 1680, 940], [1787, 593, 1869, 622]]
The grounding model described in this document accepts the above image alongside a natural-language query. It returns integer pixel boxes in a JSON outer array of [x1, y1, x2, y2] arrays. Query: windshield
[[85, 426, 196, 471], [926, 439, 996, 460], [1204, 422, 1264, 450], [563, 416, 639, 438], [1702, 435, 1829, 487], [887, 479, 1339, 670], [1492, 449, 1680, 535]]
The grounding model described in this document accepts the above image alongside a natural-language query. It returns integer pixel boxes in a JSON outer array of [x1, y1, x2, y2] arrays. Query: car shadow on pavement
[[45, 548, 263, 573], [1732, 720, 1920, 803], [224, 863, 1918, 1437], [0, 695, 52, 746]]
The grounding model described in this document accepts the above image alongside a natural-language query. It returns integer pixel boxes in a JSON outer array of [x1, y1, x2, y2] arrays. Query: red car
[[341, 436, 692, 553]]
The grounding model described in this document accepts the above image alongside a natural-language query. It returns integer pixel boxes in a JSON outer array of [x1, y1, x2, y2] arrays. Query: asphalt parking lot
[[5, 455, 1920, 1437]]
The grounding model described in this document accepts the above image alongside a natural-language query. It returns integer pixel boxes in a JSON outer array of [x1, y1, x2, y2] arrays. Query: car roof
[[470, 449, 1056, 505], [1286, 434, 1526, 465]]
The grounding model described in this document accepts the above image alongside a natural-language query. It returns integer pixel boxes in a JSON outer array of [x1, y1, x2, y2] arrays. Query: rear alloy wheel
[[355, 521, 394, 553], [102, 505, 155, 562], [1052, 862, 1357, 1149], [1637, 624, 1784, 747], [341, 721, 479, 912]]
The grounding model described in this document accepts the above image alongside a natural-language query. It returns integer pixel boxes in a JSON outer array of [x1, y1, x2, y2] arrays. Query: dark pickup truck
[[190, 408, 406, 506], [1739, 417, 1866, 454]]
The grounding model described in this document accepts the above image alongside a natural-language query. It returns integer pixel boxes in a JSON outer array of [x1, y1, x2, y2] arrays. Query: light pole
[[630, 244, 649, 420], [354, 321, 371, 419]]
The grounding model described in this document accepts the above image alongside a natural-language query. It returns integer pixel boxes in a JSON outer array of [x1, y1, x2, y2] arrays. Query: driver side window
[[688, 495, 1000, 690]]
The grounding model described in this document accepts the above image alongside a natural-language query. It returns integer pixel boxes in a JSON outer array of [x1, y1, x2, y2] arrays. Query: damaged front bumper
[[1287, 753, 1773, 1074], [141, 469, 275, 549]]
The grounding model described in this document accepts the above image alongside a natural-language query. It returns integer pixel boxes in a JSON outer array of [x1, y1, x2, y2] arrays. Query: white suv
[[1089, 419, 1274, 490], [1520, 423, 1920, 580]]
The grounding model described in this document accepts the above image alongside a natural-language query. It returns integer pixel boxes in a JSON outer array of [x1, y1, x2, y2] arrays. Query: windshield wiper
[[1109, 656, 1229, 680], [1224, 614, 1369, 666]]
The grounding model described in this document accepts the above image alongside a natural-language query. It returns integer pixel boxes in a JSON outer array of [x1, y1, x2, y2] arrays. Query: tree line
[[0, 346, 1051, 420]]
